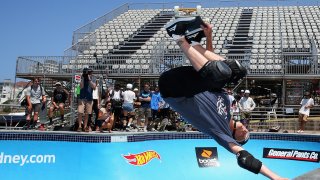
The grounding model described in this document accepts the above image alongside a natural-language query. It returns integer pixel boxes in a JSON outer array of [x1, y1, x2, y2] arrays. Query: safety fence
[[16, 53, 320, 78]]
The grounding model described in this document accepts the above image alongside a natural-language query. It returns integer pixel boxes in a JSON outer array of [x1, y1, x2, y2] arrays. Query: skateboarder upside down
[[159, 16, 288, 180]]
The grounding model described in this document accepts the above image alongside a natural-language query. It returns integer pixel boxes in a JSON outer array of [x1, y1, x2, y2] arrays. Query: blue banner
[[0, 139, 319, 180]]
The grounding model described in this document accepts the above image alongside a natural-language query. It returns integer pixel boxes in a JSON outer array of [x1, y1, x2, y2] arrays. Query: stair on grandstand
[[110, 12, 173, 55], [226, 9, 253, 56]]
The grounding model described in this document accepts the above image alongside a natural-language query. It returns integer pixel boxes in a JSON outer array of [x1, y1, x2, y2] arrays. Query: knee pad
[[224, 60, 247, 84], [237, 150, 262, 174], [198, 61, 232, 89]]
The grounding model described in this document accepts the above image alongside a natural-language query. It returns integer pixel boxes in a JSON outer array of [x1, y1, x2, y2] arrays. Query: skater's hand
[[201, 23, 213, 38]]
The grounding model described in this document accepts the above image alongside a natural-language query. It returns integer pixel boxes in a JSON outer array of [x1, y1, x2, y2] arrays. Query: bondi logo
[[201, 149, 213, 158], [195, 147, 220, 167], [123, 150, 161, 166]]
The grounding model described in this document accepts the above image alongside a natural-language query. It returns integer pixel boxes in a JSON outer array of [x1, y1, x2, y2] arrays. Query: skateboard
[[174, 5, 202, 18], [173, 5, 210, 38]]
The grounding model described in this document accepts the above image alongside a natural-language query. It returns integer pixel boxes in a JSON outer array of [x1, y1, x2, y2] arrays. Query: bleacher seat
[[62, 5, 320, 76]]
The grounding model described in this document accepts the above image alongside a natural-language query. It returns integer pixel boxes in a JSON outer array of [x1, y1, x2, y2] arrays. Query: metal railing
[[1, 105, 319, 133], [71, 3, 129, 45], [16, 52, 320, 78], [16, 56, 71, 75], [247, 106, 320, 133]]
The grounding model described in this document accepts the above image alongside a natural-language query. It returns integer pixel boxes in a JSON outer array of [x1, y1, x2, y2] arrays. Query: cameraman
[[77, 68, 96, 132]]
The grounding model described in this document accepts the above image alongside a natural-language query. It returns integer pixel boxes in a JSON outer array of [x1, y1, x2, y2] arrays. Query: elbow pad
[[236, 150, 262, 174], [198, 61, 232, 89]]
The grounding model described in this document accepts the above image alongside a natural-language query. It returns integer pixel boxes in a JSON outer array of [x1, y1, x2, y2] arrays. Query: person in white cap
[[239, 90, 256, 129], [48, 81, 70, 126], [121, 83, 136, 131], [240, 89, 245, 97]]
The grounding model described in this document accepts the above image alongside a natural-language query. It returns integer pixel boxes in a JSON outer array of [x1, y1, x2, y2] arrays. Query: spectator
[[231, 95, 241, 121], [23, 77, 46, 130], [159, 96, 170, 118], [109, 84, 123, 130], [133, 88, 141, 108], [158, 98, 171, 131], [239, 89, 245, 97], [239, 90, 256, 129], [121, 83, 136, 130], [227, 89, 235, 106], [138, 83, 152, 132], [91, 79, 100, 131], [227, 89, 235, 117], [132, 87, 141, 129], [151, 86, 162, 121], [48, 82, 70, 125], [298, 91, 314, 133], [97, 101, 114, 133], [75, 83, 80, 101], [77, 68, 96, 132]]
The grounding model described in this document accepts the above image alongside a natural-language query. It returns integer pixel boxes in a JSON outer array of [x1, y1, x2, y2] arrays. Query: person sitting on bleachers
[[48, 82, 70, 125]]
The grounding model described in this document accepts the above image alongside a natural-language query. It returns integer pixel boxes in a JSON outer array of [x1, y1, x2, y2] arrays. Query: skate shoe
[[185, 30, 205, 45], [165, 17, 196, 39], [185, 16, 206, 45]]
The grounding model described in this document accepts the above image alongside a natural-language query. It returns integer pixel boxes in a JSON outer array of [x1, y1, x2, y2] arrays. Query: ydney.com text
[[0, 152, 55, 166]]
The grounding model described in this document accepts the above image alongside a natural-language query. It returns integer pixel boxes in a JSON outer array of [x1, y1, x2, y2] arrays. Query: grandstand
[[15, 1, 320, 106]]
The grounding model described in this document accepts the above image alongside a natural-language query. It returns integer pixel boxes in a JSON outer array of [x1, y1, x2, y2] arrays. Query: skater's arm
[[229, 143, 288, 180], [192, 23, 225, 61], [203, 24, 213, 52], [176, 38, 209, 71]]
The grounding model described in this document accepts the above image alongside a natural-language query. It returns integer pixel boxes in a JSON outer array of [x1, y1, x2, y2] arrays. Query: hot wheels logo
[[123, 150, 161, 166]]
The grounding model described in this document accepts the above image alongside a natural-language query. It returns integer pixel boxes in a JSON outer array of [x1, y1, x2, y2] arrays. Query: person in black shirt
[[48, 82, 70, 125]]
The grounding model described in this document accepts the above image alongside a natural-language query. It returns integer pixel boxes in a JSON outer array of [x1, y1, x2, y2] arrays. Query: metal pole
[[13, 59, 18, 104], [71, 57, 76, 126]]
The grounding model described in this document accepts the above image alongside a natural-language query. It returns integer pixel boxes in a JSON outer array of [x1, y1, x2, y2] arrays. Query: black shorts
[[158, 66, 224, 98]]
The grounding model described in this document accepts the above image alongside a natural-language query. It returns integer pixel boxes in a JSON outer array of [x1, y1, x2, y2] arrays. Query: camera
[[82, 68, 93, 81]]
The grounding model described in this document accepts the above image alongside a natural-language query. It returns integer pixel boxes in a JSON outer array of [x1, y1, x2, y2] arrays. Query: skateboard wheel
[[196, 5, 202, 14]]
